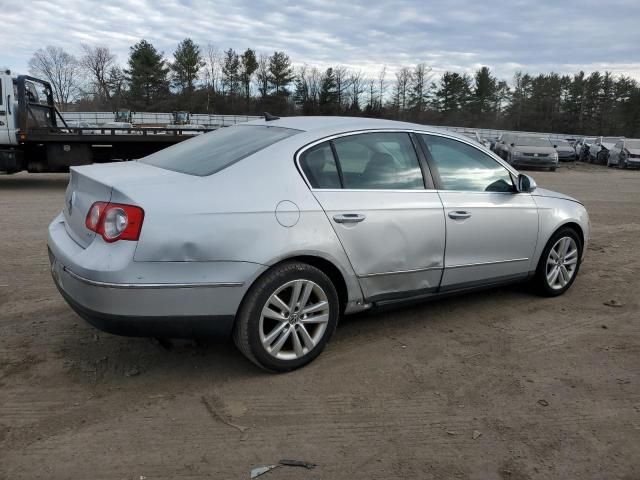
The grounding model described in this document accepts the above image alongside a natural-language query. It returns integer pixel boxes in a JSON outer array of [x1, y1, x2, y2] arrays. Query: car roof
[[244, 115, 462, 139]]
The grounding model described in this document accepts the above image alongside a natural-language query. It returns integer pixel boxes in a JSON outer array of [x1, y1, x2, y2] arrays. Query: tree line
[[27, 39, 640, 136]]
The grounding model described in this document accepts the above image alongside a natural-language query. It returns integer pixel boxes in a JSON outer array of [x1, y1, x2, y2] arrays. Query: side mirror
[[517, 174, 537, 193], [553, 144, 557, 148], [510, 143, 515, 147]]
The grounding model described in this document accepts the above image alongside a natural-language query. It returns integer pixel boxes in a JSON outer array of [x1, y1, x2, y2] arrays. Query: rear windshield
[[141, 125, 300, 176]]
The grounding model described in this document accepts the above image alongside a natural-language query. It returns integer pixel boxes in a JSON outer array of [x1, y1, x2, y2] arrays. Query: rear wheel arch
[[272, 255, 349, 313]]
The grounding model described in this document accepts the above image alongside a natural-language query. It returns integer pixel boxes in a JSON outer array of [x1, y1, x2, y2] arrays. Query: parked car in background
[[574, 137, 597, 161], [494, 133, 518, 159], [462, 131, 487, 148], [607, 138, 640, 169], [589, 137, 624, 165], [554, 139, 578, 162], [47, 116, 589, 372], [504, 135, 559, 170], [485, 135, 500, 151]]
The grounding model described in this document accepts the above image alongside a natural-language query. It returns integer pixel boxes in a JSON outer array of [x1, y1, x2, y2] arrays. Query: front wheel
[[533, 227, 583, 297], [233, 261, 339, 372]]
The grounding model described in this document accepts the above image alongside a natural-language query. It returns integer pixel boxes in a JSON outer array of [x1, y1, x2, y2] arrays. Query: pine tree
[[171, 38, 204, 96], [239, 49, 258, 101], [319, 68, 337, 113], [268, 51, 295, 96], [472, 66, 498, 115], [126, 40, 169, 108], [221, 48, 240, 96]]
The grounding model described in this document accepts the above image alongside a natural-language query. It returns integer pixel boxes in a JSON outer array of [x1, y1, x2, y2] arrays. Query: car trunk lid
[[63, 161, 179, 248]]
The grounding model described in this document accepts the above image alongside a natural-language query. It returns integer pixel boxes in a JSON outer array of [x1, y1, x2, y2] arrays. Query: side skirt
[[368, 272, 533, 311]]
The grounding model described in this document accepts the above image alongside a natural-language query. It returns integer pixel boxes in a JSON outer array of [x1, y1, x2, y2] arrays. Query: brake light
[[85, 202, 145, 243]]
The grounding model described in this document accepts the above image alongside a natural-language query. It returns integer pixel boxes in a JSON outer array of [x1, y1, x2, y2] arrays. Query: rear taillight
[[85, 202, 145, 243]]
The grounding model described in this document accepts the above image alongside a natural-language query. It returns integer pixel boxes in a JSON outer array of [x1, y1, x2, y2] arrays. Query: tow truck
[[0, 70, 214, 173]]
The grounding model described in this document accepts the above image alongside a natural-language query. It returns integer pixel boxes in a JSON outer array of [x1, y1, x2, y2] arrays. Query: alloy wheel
[[259, 279, 330, 360], [545, 237, 579, 290]]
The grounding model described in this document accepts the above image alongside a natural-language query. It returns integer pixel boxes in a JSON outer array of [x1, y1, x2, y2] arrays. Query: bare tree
[[394, 67, 411, 115], [334, 66, 351, 113], [348, 70, 365, 111], [367, 77, 377, 111], [408, 63, 433, 113], [377, 66, 387, 109], [28, 46, 81, 109], [80, 44, 116, 104], [256, 53, 270, 99], [205, 44, 222, 95]]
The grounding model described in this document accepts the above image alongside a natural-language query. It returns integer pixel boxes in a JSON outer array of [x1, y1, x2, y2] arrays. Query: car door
[[298, 131, 446, 302], [608, 141, 622, 166], [418, 133, 539, 290]]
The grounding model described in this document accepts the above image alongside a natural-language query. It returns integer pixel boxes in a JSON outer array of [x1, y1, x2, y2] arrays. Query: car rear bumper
[[48, 213, 266, 338]]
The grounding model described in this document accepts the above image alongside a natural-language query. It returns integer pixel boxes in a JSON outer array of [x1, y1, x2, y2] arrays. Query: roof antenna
[[264, 112, 280, 121]]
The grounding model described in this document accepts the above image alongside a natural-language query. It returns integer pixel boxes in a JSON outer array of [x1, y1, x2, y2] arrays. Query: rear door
[[418, 134, 539, 290], [298, 131, 446, 302]]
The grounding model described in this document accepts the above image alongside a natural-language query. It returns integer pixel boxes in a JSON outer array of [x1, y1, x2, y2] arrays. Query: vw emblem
[[534, 153, 539, 157], [68, 191, 76, 214]]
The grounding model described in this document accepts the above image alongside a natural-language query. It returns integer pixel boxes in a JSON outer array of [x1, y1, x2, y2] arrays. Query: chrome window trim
[[63, 267, 243, 289], [294, 128, 519, 192]]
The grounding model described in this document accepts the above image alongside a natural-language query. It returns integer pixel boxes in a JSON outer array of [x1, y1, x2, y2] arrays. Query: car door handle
[[448, 210, 471, 220], [333, 213, 366, 224]]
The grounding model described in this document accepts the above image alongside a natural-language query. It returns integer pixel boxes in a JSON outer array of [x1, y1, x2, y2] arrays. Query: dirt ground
[[0, 163, 638, 480]]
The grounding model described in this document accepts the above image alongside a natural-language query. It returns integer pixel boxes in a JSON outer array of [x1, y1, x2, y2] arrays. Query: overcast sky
[[2, 0, 640, 83]]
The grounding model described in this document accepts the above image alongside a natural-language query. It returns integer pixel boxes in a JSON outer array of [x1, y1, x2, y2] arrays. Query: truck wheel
[[233, 261, 339, 372], [533, 227, 582, 297]]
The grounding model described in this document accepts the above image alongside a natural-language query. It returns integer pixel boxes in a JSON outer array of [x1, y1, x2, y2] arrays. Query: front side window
[[421, 135, 514, 192], [142, 125, 300, 176], [332, 132, 424, 189]]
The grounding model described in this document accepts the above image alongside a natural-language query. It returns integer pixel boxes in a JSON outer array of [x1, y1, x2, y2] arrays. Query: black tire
[[233, 261, 339, 372], [550, 167, 557, 172], [597, 151, 607, 165], [533, 227, 583, 297]]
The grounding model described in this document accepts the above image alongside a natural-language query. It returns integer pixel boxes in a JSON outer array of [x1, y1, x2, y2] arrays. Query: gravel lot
[[1, 163, 638, 479]]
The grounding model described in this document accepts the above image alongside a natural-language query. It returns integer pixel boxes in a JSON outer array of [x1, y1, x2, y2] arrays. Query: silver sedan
[[48, 116, 590, 372]]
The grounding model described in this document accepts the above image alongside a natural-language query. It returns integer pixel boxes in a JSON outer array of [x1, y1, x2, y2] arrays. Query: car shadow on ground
[[52, 282, 536, 385]]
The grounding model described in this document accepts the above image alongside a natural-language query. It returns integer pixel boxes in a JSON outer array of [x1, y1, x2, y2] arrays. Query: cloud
[[2, 0, 640, 82]]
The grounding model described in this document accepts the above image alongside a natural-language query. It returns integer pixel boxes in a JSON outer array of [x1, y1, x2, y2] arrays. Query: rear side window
[[142, 125, 300, 176], [299, 142, 341, 189], [333, 132, 423, 189]]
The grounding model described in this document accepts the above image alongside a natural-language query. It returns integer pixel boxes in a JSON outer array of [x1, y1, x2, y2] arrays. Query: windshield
[[625, 139, 640, 149], [555, 139, 570, 146], [141, 125, 300, 176], [515, 137, 552, 147]]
